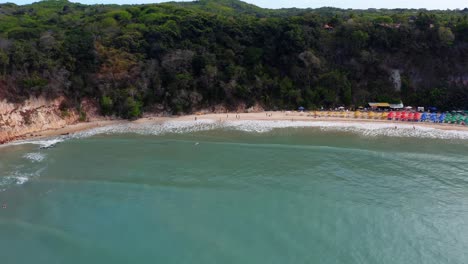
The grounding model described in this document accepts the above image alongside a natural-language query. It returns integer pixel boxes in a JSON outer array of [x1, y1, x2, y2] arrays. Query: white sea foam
[[34, 120, 468, 141], [7, 138, 64, 149], [224, 120, 468, 140], [0, 175, 29, 186], [314, 121, 468, 140], [0, 166, 45, 188], [69, 119, 219, 138], [23, 152, 46, 162], [4, 120, 468, 148], [12, 176, 28, 185]]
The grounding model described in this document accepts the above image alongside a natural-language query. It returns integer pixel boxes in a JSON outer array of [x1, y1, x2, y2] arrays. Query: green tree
[[101, 96, 114, 116], [438, 27, 455, 45], [123, 97, 142, 119]]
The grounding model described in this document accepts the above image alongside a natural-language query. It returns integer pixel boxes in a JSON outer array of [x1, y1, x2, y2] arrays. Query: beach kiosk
[[368, 102, 390, 110], [390, 102, 404, 110]]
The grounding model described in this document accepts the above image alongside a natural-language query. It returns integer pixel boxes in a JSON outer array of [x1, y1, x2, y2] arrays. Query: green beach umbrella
[[451, 114, 458, 124], [456, 114, 463, 124], [444, 113, 452, 123]]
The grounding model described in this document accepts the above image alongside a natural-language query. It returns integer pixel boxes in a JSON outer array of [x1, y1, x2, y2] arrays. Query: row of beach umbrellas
[[309, 111, 468, 124]]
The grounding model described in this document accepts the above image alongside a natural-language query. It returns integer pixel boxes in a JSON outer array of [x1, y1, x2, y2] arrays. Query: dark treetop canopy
[[1, 0, 467, 117]]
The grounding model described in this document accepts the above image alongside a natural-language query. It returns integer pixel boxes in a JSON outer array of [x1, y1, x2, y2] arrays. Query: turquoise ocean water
[[1, 121, 468, 264]]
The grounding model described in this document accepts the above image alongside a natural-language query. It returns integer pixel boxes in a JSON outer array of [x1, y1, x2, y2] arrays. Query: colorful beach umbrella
[[414, 112, 421, 121], [444, 113, 452, 123], [400, 112, 408, 121], [438, 113, 446, 123], [421, 112, 427, 122], [395, 112, 402, 120]]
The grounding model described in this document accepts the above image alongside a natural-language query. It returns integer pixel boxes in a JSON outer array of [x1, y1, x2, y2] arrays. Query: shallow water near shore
[[1, 125, 468, 264]]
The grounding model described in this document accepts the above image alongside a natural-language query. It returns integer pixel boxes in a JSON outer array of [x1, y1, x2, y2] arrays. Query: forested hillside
[[1, 0, 468, 118]]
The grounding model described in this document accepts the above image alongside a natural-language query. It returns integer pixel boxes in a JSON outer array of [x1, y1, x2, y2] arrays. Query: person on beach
[[195, 117, 197, 121]]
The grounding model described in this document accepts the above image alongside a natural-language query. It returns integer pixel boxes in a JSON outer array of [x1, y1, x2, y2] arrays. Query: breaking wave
[[4, 120, 468, 149], [69, 119, 219, 139], [7, 138, 64, 149], [72, 120, 468, 140]]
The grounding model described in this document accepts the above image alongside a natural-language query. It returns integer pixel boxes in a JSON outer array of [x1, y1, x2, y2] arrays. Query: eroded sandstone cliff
[[0, 97, 80, 144]]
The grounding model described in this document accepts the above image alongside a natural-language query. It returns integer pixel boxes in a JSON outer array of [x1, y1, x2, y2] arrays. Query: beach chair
[[407, 112, 414, 122], [387, 111, 395, 120], [430, 113, 437, 123]]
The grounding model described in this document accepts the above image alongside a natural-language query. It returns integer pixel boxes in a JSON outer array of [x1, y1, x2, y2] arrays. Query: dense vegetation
[[1, 0, 468, 118]]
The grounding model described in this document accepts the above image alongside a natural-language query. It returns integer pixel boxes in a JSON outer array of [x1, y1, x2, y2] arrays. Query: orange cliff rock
[[0, 97, 82, 144]]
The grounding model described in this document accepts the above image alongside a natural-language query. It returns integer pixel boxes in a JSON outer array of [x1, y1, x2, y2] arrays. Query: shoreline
[[3, 111, 468, 144]]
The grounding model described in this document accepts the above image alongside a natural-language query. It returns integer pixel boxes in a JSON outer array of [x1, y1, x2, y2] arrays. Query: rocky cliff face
[[0, 97, 80, 144]]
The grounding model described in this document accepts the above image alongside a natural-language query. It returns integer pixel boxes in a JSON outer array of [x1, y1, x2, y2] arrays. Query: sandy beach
[[7, 111, 465, 143]]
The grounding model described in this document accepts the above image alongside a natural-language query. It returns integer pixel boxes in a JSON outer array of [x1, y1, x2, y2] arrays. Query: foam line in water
[[69, 119, 218, 139], [23, 152, 46, 163], [6, 138, 64, 149], [33, 120, 468, 141], [4, 120, 468, 148]]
